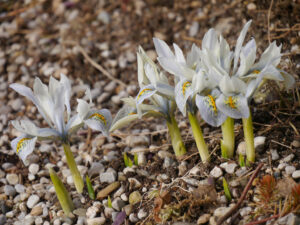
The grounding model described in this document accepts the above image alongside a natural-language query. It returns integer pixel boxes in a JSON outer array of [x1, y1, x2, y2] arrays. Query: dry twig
[[267, 0, 274, 43]]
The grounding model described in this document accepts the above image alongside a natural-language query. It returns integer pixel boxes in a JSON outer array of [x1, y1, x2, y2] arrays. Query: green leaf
[[223, 177, 232, 202], [123, 152, 133, 167], [49, 168, 74, 216], [86, 175, 95, 200], [108, 195, 112, 208], [239, 154, 245, 167], [134, 153, 138, 166]]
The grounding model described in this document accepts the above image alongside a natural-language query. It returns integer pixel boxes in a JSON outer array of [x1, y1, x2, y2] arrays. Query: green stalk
[[63, 142, 84, 193], [242, 113, 255, 162], [221, 117, 235, 158], [166, 115, 186, 157], [187, 112, 210, 162], [49, 168, 74, 216]]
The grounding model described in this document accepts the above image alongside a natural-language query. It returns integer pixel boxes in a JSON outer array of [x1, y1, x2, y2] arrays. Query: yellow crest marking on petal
[[89, 113, 107, 125], [225, 96, 237, 109], [128, 112, 136, 115], [137, 88, 153, 100], [16, 138, 32, 154], [253, 70, 260, 74], [182, 81, 191, 96], [207, 95, 217, 114]]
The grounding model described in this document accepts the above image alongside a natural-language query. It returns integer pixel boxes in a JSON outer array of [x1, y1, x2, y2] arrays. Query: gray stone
[[15, 184, 25, 193], [292, 170, 300, 179], [103, 151, 118, 161], [29, 163, 39, 175], [129, 213, 138, 223], [4, 185, 16, 196], [236, 167, 248, 177], [125, 135, 149, 147], [6, 173, 19, 185], [111, 197, 125, 211], [285, 166, 296, 175], [220, 162, 237, 174], [271, 149, 280, 161], [197, 214, 210, 224], [128, 178, 141, 189], [98, 11, 110, 24], [254, 136, 266, 152], [86, 206, 99, 219], [100, 169, 117, 183], [0, 215, 6, 225], [237, 141, 246, 155], [10, 99, 23, 111], [88, 162, 105, 178], [27, 195, 40, 209], [283, 154, 295, 163], [163, 157, 174, 168], [189, 21, 199, 37], [87, 217, 106, 225], [137, 208, 147, 219], [276, 213, 300, 225], [214, 206, 231, 218], [240, 206, 252, 217], [210, 166, 223, 178]]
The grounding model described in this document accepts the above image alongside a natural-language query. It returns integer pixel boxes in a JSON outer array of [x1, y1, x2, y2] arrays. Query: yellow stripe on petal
[[206, 95, 218, 115], [137, 88, 153, 100], [128, 112, 137, 115], [89, 113, 107, 125], [253, 70, 260, 75], [225, 96, 237, 109], [182, 81, 191, 96], [16, 138, 32, 154]]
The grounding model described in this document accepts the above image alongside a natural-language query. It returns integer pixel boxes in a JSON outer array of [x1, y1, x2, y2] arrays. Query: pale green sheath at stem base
[[242, 113, 255, 162], [166, 115, 186, 157], [63, 142, 84, 193], [49, 168, 74, 216], [187, 112, 210, 162], [221, 117, 235, 159]]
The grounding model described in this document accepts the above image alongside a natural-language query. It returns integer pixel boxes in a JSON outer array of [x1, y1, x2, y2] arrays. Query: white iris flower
[[10, 74, 112, 163]]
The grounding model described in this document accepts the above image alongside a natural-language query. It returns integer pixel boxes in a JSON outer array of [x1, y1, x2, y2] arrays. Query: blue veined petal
[[174, 79, 193, 116], [196, 91, 227, 127], [84, 109, 112, 136], [135, 85, 157, 105], [11, 135, 37, 163], [153, 38, 175, 59], [110, 105, 139, 132], [216, 94, 250, 119], [60, 74, 72, 119]]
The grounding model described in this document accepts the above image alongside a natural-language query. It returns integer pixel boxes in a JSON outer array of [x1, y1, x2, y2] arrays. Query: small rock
[[292, 170, 300, 179], [271, 149, 280, 161], [247, 3, 256, 10], [220, 162, 237, 174], [27, 195, 40, 209], [237, 142, 246, 155], [137, 208, 147, 219], [189, 166, 201, 176], [285, 166, 296, 175], [125, 135, 149, 147], [30, 205, 43, 216], [121, 193, 128, 202], [163, 157, 174, 168], [6, 173, 19, 185], [100, 169, 117, 183], [123, 204, 133, 215], [158, 150, 173, 159], [129, 191, 142, 205], [278, 163, 288, 170], [111, 197, 125, 211], [283, 154, 295, 163], [29, 163, 39, 175], [87, 217, 105, 225], [291, 140, 300, 148], [197, 214, 210, 224], [88, 162, 105, 178], [128, 178, 142, 189], [236, 167, 248, 177], [10, 99, 23, 111], [104, 81, 116, 93], [0, 215, 6, 225], [15, 184, 25, 193], [210, 166, 223, 178], [97, 182, 120, 199], [189, 21, 199, 37], [86, 206, 99, 219], [240, 207, 252, 217], [98, 11, 110, 25], [254, 136, 266, 152], [214, 206, 231, 218], [178, 161, 188, 176], [275, 213, 300, 225], [137, 152, 146, 165], [129, 213, 138, 223], [4, 185, 16, 196]]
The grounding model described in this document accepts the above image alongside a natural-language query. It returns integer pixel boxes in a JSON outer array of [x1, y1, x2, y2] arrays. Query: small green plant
[[108, 195, 112, 208], [134, 153, 138, 166], [86, 175, 95, 200], [123, 152, 133, 167], [223, 177, 232, 201], [239, 154, 245, 167]]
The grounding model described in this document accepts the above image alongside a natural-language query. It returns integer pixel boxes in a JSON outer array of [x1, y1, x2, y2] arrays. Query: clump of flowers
[[10, 74, 112, 214], [110, 46, 186, 157]]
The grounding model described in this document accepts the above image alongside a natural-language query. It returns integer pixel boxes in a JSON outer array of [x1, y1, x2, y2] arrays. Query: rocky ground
[[0, 0, 300, 224]]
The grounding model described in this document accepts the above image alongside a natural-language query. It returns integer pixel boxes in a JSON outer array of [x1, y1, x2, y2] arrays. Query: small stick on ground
[[244, 214, 279, 225], [216, 163, 264, 225], [267, 0, 274, 43]]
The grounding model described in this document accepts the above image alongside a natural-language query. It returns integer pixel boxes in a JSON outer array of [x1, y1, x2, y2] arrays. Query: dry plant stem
[[166, 115, 186, 157], [49, 168, 74, 216], [221, 117, 235, 159], [242, 113, 255, 163], [217, 163, 264, 225], [63, 142, 84, 193], [187, 111, 209, 162]]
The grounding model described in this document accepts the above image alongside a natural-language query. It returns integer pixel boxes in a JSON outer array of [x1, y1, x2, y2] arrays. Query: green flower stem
[[187, 112, 210, 162], [242, 113, 255, 162], [166, 115, 186, 157], [63, 142, 84, 193], [49, 168, 74, 216], [221, 117, 235, 158]]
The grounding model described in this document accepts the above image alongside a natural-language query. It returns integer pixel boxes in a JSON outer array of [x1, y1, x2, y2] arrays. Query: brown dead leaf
[[276, 177, 297, 198]]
